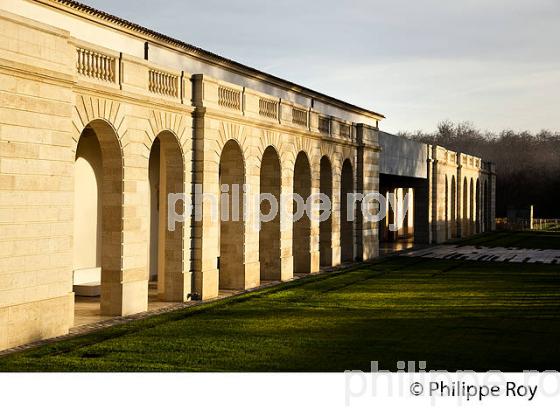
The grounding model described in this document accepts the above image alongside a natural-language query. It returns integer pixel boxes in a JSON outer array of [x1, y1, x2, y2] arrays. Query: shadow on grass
[[1, 251, 559, 372]]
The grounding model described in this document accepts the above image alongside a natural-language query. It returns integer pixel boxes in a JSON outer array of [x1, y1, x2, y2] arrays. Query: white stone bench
[[73, 267, 101, 297]]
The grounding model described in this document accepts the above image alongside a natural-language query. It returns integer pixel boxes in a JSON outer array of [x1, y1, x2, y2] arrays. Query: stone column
[[489, 163, 497, 231], [159, 137, 192, 302], [191, 108, 220, 300], [244, 152, 261, 288], [310, 158, 321, 272], [353, 151, 360, 259], [395, 188, 403, 238], [331, 160, 342, 266], [480, 178, 486, 232], [356, 124, 380, 260], [387, 187, 397, 242], [471, 179, 477, 235], [94, 115, 148, 317], [103, 157, 148, 316], [279, 162, 295, 280], [456, 156, 463, 238], [430, 147, 447, 244]]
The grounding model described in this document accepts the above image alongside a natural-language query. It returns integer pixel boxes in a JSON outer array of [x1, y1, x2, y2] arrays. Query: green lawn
[[455, 230, 560, 249], [1, 245, 559, 372]]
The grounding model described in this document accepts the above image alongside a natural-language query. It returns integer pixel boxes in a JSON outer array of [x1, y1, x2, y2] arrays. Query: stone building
[[0, 0, 495, 351]]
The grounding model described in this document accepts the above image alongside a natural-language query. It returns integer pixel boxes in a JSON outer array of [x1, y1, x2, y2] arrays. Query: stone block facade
[[0, 0, 495, 351], [431, 147, 496, 244]]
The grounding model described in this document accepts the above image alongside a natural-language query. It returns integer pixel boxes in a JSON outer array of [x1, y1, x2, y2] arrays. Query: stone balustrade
[[73, 48, 373, 143], [149, 69, 179, 98], [459, 153, 482, 170], [292, 107, 308, 127], [218, 85, 242, 111], [318, 116, 330, 134], [259, 97, 279, 120], [0, 3, 498, 354], [76, 47, 116, 83], [339, 123, 351, 139]]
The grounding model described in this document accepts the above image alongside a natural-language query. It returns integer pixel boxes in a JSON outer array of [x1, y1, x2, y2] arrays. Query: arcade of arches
[[0, 2, 495, 351], [379, 148, 495, 250]]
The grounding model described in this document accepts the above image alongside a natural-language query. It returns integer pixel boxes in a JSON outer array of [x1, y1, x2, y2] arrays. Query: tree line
[[399, 121, 560, 218]]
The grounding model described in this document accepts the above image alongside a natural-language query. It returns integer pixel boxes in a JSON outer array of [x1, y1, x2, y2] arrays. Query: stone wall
[[0, 3, 495, 352], [0, 7, 381, 350], [430, 146, 495, 244], [0, 10, 76, 350]]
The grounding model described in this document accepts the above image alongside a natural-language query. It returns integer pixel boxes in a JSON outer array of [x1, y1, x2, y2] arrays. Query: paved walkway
[[73, 284, 194, 328], [0, 283, 278, 357], [405, 245, 560, 264], [8, 243, 550, 357], [0, 262, 364, 357]]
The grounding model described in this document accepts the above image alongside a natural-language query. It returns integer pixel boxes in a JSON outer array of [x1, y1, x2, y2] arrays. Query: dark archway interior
[[293, 152, 311, 274], [320, 156, 333, 267], [219, 140, 245, 290], [340, 160, 355, 262], [260, 147, 281, 281]]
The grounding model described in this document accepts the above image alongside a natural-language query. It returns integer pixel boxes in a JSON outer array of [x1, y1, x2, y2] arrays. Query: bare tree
[[401, 122, 560, 218]]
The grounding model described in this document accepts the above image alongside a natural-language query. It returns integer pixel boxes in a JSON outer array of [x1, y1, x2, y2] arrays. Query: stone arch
[[256, 129, 289, 165], [293, 151, 312, 274], [320, 155, 333, 267], [148, 130, 185, 301], [219, 139, 246, 290], [73, 118, 124, 316], [260, 145, 282, 281], [319, 141, 338, 165], [145, 110, 190, 155], [215, 121, 251, 168], [72, 95, 125, 154], [292, 135, 316, 163], [340, 154, 356, 172], [340, 159, 355, 262]]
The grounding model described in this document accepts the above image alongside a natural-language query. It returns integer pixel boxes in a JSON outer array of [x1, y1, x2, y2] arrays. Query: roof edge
[[35, 0, 385, 120]]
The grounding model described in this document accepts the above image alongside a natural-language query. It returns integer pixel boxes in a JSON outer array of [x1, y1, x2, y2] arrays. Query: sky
[[82, 0, 560, 134]]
